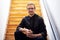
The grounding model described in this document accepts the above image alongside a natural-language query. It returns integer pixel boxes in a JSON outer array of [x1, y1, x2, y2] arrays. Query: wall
[[0, 0, 11, 40], [45, 0, 60, 35], [40, 0, 55, 40], [40, 0, 60, 40]]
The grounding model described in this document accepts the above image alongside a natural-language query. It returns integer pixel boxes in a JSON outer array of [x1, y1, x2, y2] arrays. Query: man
[[14, 3, 47, 40]]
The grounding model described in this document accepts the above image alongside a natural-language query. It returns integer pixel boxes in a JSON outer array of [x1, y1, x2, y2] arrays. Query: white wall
[[0, 0, 11, 40], [40, 0, 60, 40], [46, 0, 60, 35], [39, 0, 55, 40]]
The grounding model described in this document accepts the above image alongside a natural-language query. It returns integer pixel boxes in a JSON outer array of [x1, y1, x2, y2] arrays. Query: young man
[[14, 3, 47, 40]]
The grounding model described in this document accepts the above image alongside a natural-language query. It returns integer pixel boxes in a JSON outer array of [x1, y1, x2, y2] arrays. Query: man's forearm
[[33, 33, 42, 37]]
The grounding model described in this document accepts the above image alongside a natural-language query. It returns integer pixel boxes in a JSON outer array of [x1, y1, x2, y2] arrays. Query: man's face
[[27, 5, 35, 15]]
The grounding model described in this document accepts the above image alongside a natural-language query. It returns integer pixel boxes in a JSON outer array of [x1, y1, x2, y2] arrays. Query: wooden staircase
[[5, 0, 42, 40]]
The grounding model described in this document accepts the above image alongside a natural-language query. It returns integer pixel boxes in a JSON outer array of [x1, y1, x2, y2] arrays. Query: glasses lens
[[28, 8, 34, 10]]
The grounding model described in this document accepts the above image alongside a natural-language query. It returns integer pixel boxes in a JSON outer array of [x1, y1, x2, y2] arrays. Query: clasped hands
[[19, 28, 42, 38]]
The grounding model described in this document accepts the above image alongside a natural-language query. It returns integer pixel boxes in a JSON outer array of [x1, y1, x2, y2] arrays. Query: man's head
[[27, 3, 36, 15]]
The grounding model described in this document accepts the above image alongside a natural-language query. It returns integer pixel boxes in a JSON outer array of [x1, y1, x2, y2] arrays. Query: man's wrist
[[33, 33, 42, 37], [37, 33, 42, 37], [19, 27, 23, 31]]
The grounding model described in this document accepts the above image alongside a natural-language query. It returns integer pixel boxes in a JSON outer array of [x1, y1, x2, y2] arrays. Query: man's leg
[[14, 31, 28, 40], [14, 31, 23, 40], [34, 36, 45, 40]]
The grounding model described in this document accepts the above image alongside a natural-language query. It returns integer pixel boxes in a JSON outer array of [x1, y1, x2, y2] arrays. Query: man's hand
[[19, 28, 42, 38], [19, 28, 33, 35]]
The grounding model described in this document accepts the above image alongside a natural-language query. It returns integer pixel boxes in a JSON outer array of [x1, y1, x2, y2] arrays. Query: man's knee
[[14, 31, 29, 40], [14, 31, 19, 36], [14, 31, 27, 37], [14, 31, 24, 40]]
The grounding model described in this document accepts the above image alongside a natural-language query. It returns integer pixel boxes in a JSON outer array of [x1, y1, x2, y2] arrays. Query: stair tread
[[8, 24, 18, 26]]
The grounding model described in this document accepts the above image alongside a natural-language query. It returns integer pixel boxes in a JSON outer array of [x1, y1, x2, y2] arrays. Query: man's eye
[[28, 8, 34, 9]]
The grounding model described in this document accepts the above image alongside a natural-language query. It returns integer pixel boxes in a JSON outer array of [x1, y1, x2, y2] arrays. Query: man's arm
[[38, 17, 47, 37], [16, 18, 33, 35], [16, 18, 25, 31]]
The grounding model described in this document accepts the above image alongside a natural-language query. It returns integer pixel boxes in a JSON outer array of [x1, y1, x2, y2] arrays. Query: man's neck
[[29, 14, 35, 17]]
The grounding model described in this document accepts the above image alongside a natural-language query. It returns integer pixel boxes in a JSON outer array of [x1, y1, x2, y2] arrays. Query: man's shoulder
[[22, 16, 29, 20], [23, 14, 43, 20], [38, 16, 43, 20], [35, 14, 43, 20]]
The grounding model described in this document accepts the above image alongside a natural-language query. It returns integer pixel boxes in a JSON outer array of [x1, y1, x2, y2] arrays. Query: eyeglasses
[[27, 8, 35, 10]]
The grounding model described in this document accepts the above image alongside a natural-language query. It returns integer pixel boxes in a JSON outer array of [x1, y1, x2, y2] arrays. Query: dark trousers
[[14, 31, 45, 40]]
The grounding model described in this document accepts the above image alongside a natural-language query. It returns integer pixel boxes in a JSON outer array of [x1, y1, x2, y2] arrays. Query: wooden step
[[7, 26, 17, 29], [5, 38, 14, 40], [5, 35, 15, 40], [8, 19, 22, 22], [10, 11, 27, 14], [10, 10, 41, 13], [11, 4, 40, 10], [12, 2, 39, 4], [8, 24, 18, 26], [12, 1, 39, 4], [10, 8, 41, 14], [8, 18, 22, 22], [6, 28, 16, 33], [8, 21, 20, 25], [11, 4, 40, 7], [8, 19, 21, 22], [10, 9, 40, 11], [10, 12, 41, 14], [9, 16, 25, 18], [9, 17, 22, 21], [11, 3, 40, 7], [5, 33, 14, 40], [8, 23, 19, 26], [10, 8, 41, 11], [6, 33, 14, 36], [11, 5, 40, 8], [10, 13, 28, 16], [11, 4, 40, 8]]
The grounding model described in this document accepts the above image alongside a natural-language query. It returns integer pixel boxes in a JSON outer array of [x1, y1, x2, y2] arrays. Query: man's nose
[[29, 9, 33, 11]]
